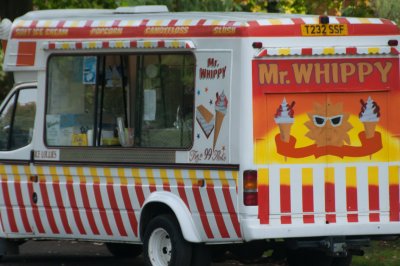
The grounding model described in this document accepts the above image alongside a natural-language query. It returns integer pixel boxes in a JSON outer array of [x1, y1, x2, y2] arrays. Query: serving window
[[45, 52, 195, 149]]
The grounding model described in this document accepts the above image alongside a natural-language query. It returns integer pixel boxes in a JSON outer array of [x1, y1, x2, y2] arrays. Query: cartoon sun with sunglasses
[[275, 97, 383, 159], [304, 100, 353, 147]]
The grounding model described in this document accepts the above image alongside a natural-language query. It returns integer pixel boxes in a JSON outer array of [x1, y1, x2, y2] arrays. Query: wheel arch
[[139, 191, 203, 243]]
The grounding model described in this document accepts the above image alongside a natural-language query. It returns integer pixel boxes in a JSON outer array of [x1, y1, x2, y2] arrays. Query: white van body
[[0, 6, 399, 265]]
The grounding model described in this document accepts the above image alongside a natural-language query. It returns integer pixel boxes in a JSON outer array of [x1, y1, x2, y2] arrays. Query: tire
[[106, 243, 142, 258], [191, 244, 211, 266], [143, 214, 192, 266]]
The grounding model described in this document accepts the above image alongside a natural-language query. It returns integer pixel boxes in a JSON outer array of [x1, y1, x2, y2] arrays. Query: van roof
[[10, 8, 400, 39]]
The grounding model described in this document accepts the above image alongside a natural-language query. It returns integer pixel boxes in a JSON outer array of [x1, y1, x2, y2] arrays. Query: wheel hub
[[148, 228, 172, 266]]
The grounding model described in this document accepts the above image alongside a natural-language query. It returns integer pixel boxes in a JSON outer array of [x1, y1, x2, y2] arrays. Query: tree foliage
[[33, 0, 117, 9]]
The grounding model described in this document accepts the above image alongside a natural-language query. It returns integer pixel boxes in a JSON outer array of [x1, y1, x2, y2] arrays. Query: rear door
[[252, 48, 399, 226]]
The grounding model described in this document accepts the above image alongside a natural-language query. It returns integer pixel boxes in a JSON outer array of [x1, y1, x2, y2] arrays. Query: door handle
[[32, 192, 38, 204]]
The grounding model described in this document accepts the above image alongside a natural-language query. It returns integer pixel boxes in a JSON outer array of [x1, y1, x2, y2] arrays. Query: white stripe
[[379, 165, 389, 222], [357, 165, 369, 223], [313, 166, 325, 224], [118, 20, 142, 27], [269, 166, 281, 226], [335, 165, 347, 223], [63, 20, 87, 27], [290, 166, 302, 220], [302, 17, 318, 24]]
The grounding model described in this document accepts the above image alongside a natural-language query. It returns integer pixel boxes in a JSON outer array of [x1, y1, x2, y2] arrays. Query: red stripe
[[14, 181, 32, 233], [56, 20, 66, 28], [121, 185, 138, 236], [168, 19, 177, 26], [93, 182, 113, 235], [134, 182, 145, 207], [222, 185, 241, 237], [1, 179, 18, 232], [163, 182, 171, 191], [197, 19, 207, 26], [52, 182, 73, 234], [27, 182, 45, 233], [346, 47, 357, 55], [112, 20, 121, 27], [106, 183, 127, 237], [206, 185, 230, 238], [84, 20, 93, 28], [302, 48, 313, 55], [336, 17, 349, 24], [302, 185, 314, 224], [79, 182, 100, 235], [29, 20, 38, 28], [192, 187, 213, 238], [391, 47, 399, 55], [48, 43, 56, 49], [158, 40, 165, 48], [130, 40, 137, 48], [177, 182, 189, 208], [325, 182, 336, 223], [258, 50, 268, 57], [140, 19, 149, 27], [291, 18, 304, 24], [368, 185, 380, 222], [66, 181, 86, 234], [346, 187, 358, 222], [381, 19, 394, 25], [258, 184, 269, 224], [389, 184, 400, 221], [280, 185, 291, 224], [149, 184, 157, 192], [39, 182, 60, 234]]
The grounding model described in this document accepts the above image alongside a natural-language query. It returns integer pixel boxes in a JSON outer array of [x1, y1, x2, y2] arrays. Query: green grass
[[352, 240, 400, 266]]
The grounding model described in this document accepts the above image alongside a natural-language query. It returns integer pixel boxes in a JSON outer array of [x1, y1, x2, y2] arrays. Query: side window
[[0, 88, 36, 151], [46, 53, 195, 149], [46, 56, 96, 146]]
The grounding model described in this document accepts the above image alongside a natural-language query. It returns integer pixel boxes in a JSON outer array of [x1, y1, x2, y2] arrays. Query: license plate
[[301, 24, 348, 36]]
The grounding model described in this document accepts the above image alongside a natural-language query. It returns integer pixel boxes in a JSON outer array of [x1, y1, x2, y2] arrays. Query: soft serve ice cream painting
[[274, 98, 295, 143], [360, 96, 380, 139], [214, 91, 228, 149]]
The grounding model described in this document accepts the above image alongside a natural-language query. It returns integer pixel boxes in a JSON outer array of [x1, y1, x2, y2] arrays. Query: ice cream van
[[0, 5, 398, 266]]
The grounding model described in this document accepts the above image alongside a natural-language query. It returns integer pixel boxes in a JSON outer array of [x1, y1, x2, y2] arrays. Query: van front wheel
[[143, 214, 192, 266]]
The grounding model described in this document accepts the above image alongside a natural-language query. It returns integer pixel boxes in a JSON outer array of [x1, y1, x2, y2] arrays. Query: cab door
[[0, 83, 37, 236]]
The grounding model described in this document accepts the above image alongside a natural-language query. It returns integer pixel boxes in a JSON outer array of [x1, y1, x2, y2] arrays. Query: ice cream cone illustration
[[274, 98, 295, 143], [359, 96, 380, 139], [213, 91, 228, 149]]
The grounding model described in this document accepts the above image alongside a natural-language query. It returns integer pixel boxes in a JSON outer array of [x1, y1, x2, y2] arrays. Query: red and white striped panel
[[258, 163, 400, 226], [43, 39, 195, 50], [255, 46, 400, 58], [252, 17, 395, 26], [0, 165, 241, 241]]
